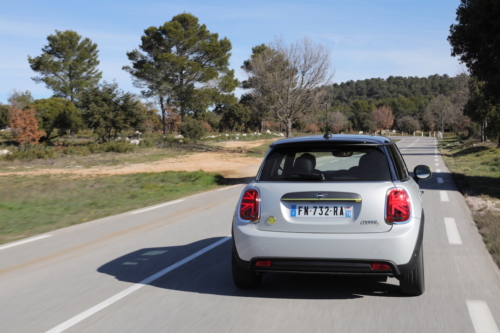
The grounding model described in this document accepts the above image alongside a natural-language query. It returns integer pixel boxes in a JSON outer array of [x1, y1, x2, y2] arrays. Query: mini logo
[[360, 220, 379, 226], [315, 193, 327, 199]]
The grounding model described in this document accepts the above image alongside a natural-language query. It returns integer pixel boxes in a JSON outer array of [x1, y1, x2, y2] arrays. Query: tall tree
[[448, 0, 500, 145], [245, 37, 333, 137], [464, 79, 496, 142], [28, 30, 102, 102], [123, 13, 238, 133]]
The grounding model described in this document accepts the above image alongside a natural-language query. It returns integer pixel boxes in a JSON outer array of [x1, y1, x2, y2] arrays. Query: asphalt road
[[1, 136, 500, 333]]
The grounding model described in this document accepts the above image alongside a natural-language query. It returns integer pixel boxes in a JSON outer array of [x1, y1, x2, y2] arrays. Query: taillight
[[386, 188, 411, 223], [239, 189, 260, 221]]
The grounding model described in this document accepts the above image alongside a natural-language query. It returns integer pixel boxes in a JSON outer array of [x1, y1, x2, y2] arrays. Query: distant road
[[0, 136, 499, 332]]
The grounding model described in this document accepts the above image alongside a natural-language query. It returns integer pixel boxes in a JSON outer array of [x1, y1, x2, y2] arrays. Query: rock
[[130, 139, 140, 145], [0, 149, 11, 156], [175, 135, 184, 139], [266, 129, 271, 134]]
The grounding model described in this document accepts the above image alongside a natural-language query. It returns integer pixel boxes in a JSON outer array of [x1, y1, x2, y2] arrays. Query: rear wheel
[[400, 244, 425, 296], [232, 251, 262, 289]]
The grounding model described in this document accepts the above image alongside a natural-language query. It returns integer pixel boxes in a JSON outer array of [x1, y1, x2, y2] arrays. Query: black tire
[[232, 251, 262, 289], [400, 244, 425, 296]]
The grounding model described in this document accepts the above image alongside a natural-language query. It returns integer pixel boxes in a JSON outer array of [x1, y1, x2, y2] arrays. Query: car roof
[[270, 134, 392, 148]]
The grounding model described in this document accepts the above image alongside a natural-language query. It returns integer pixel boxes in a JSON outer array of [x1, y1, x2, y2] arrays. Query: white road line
[[444, 218, 462, 244], [130, 200, 184, 215], [46, 236, 231, 333], [440, 191, 449, 202], [0, 235, 52, 251], [218, 185, 242, 191], [436, 163, 439, 167], [437, 177, 443, 184], [467, 300, 500, 333], [435, 158, 438, 161], [436, 169, 441, 172], [400, 138, 419, 151]]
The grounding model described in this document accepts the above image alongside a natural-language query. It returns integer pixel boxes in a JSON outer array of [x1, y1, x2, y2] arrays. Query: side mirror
[[413, 165, 432, 183]]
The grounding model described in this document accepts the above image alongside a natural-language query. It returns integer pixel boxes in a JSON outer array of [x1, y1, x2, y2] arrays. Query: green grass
[[439, 135, 500, 198], [0, 170, 225, 245], [439, 134, 500, 267]]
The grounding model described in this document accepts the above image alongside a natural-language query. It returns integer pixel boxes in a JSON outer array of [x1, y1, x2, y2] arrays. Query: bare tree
[[245, 37, 334, 137], [425, 95, 453, 133], [328, 111, 347, 133], [372, 106, 394, 133]]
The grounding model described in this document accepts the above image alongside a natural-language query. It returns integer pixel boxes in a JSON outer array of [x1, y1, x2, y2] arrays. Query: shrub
[[180, 118, 205, 141]]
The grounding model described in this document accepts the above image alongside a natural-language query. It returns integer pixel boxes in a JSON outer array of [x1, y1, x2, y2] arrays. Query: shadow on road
[[98, 237, 402, 300]]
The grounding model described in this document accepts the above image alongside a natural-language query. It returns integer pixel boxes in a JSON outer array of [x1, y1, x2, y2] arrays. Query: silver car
[[231, 134, 431, 295]]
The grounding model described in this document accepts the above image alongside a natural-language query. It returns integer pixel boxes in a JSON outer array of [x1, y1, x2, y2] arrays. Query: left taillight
[[239, 188, 260, 222]]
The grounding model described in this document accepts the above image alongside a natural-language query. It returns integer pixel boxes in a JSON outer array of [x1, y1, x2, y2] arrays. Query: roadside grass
[[439, 134, 500, 267], [0, 170, 225, 245]]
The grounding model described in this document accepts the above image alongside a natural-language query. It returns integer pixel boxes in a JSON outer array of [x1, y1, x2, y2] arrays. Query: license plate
[[290, 205, 353, 218]]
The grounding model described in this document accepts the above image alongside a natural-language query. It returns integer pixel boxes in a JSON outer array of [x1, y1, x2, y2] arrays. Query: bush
[[180, 118, 205, 141], [1, 145, 55, 161]]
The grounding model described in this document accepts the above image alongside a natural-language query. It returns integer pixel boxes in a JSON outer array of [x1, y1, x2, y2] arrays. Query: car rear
[[232, 135, 425, 294]]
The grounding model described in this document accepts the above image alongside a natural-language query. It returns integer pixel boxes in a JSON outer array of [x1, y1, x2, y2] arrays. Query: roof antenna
[[323, 99, 332, 139]]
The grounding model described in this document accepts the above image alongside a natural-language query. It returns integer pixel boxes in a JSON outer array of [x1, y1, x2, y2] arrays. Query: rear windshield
[[259, 146, 391, 182]]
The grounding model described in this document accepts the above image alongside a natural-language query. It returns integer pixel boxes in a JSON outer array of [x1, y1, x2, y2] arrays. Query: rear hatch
[[255, 182, 394, 233], [254, 142, 395, 233]]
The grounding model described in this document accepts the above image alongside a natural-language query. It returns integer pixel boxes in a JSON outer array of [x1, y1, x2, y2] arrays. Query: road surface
[[1, 136, 499, 332]]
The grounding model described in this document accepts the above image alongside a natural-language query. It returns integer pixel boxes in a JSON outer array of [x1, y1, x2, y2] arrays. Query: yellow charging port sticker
[[267, 216, 276, 225]]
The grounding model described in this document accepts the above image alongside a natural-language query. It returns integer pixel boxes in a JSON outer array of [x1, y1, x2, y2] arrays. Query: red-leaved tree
[[9, 104, 45, 145], [372, 106, 394, 133]]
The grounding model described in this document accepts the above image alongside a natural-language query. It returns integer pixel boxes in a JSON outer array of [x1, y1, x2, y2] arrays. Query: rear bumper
[[233, 212, 424, 276]]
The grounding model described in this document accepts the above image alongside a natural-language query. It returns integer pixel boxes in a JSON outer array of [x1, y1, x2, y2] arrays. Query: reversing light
[[239, 189, 260, 222], [386, 188, 411, 223], [255, 260, 272, 267], [371, 263, 391, 271]]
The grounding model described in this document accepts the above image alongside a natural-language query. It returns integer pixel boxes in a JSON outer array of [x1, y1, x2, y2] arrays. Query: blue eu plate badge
[[291, 205, 297, 217]]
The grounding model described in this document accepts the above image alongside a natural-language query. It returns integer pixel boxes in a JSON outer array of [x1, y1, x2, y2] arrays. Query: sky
[[0, 0, 463, 104]]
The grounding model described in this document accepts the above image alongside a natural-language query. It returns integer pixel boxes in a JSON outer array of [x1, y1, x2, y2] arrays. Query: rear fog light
[[255, 260, 272, 267], [371, 263, 391, 271]]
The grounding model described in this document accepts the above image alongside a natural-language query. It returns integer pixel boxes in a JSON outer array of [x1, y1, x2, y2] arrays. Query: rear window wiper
[[283, 172, 325, 181]]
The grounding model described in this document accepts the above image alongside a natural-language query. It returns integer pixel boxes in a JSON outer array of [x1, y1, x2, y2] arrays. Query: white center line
[[467, 300, 500, 333], [130, 200, 184, 215], [0, 235, 52, 251], [440, 191, 449, 202], [218, 185, 242, 191], [400, 138, 419, 151], [444, 217, 462, 244], [436, 169, 441, 172], [437, 177, 443, 184], [46, 236, 231, 333]]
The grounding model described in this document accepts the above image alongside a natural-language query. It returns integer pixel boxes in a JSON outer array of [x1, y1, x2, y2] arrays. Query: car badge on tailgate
[[315, 193, 327, 199], [360, 220, 379, 226]]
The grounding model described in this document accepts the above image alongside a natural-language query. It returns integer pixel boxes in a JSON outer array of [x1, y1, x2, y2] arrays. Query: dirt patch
[[0, 152, 264, 179], [213, 139, 277, 149]]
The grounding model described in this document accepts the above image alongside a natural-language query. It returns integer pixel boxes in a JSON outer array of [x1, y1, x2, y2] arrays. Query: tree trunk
[[286, 118, 293, 138], [159, 96, 166, 135]]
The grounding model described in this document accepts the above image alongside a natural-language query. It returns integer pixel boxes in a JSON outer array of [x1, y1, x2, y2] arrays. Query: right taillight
[[386, 188, 411, 223], [239, 189, 260, 222]]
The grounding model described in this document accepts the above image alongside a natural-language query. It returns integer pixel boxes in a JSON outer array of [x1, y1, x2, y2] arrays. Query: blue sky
[[0, 0, 462, 104]]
